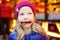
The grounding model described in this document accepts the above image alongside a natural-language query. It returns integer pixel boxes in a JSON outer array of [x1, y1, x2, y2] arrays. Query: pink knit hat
[[14, 1, 36, 18]]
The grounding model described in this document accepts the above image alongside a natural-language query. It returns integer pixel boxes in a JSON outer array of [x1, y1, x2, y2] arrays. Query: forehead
[[19, 6, 33, 12]]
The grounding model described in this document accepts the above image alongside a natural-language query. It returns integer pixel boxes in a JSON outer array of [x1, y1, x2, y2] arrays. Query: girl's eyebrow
[[19, 12, 24, 14], [18, 11, 22, 13], [20, 13, 23, 14]]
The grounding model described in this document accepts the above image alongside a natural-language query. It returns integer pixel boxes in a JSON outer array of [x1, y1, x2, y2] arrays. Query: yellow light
[[42, 22, 48, 32], [36, 0, 40, 3], [10, 19, 16, 32], [10, 28, 14, 32], [47, 32, 60, 38], [56, 22, 60, 33], [0, 0, 1, 4], [48, 0, 57, 4], [12, 19, 16, 27], [7, 0, 10, 1], [39, 2, 44, 5], [42, 22, 60, 38]]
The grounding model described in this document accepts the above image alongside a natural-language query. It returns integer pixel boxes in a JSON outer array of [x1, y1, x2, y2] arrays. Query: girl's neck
[[24, 28, 32, 34]]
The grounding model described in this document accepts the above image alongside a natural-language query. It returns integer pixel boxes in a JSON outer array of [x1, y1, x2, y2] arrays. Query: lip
[[21, 21, 31, 25]]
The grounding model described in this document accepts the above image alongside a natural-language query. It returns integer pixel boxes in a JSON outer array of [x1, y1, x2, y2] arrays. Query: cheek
[[17, 16, 23, 22], [30, 16, 35, 22]]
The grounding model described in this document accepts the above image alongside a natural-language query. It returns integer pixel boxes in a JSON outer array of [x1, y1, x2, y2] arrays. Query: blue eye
[[28, 13, 32, 14], [20, 13, 24, 15]]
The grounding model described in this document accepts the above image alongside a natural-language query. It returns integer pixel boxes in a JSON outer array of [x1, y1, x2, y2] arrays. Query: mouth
[[21, 21, 31, 24], [21, 21, 31, 23], [21, 21, 32, 26]]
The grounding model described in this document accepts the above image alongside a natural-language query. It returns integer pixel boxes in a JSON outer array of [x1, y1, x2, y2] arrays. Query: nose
[[24, 15, 28, 20], [24, 17, 28, 20]]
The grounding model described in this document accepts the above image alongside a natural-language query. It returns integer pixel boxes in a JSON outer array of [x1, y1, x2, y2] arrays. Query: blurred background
[[0, 0, 60, 40]]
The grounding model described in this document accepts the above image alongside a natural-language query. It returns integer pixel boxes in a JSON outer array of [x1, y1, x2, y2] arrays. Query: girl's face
[[18, 6, 35, 29]]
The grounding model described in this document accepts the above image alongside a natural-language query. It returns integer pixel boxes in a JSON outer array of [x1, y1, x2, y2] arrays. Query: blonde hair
[[14, 22, 43, 40]]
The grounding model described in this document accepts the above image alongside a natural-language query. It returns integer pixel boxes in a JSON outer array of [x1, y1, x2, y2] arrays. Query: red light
[[50, 26, 55, 31]]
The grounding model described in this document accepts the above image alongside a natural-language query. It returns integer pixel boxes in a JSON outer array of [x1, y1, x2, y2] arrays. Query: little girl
[[8, 1, 48, 40]]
